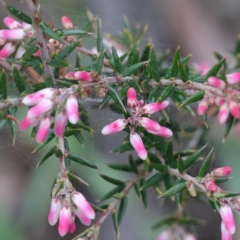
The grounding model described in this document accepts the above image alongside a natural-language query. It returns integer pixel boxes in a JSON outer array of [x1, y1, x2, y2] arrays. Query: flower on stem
[[58, 205, 72, 237], [66, 95, 79, 124], [221, 221, 233, 240], [48, 198, 62, 226], [36, 115, 51, 143], [212, 166, 232, 178], [101, 87, 172, 160], [61, 16, 74, 29], [208, 76, 226, 90], [220, 205, 235, 235], [226, 72, 240, 84], [54, 109, 68, 137]]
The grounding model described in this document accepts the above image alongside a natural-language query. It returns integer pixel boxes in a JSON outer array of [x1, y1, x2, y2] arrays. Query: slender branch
[[0, 98, 22, 109], [57, 136, 67, 178], [25, 0, 54, 80], [0, 60, 12, 72]]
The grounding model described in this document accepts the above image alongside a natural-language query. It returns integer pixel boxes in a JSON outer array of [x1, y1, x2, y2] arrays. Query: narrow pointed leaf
[[128, 154, 139, 174], [148, 87, 160, 103], [67, 172, 89, 186], [180, 91, 205, 107], [140, 178, 147, 209], [178, 61, 188, 82], [108, 86, 126, 112], [117, 197, 128, 225], [112, 210, 119, 239], [97, 20, 103, 52], [7, 108, 16, 144], [198, 147, 214, 178], [140, 173, 162, 191], [177, 156, 185, 173], [112, 46, 122, 73], [184, 144, 207, 169], [55, 29, 88, 37], [0, 70, 7, 100], [127, 44, 139, 66], [164, 140, 173, 166], [205, 58, 226, 78], [148, 46, 160, 81], [134, 183, 141, 198], [106, 163, 133, 172], [55, 40, 81, 60], [99, 174, 125, 185], [39, 22, 62, 42], [223, 115, 234, 142], [171, 47, 180, 78], [100, 185, 125, 201], [160, 182, 186, 198], [112, 142, 134, 153], [68, 152, 97, 169], [48, 58, 69, 67], [158, 84, 175, 102], [33, 130, 55, 152], [180, 54, 192, 64], [150, 163, 168, 174], [45, 77, 54, 88], [22, 46, 39, 59], [96, 50, 105, 74], [36, 146, 56, 168], [128, 79, 141, 92], [13, 66, 26, 94], [122, 61, 148, 77], [4, 3, 32, 24]]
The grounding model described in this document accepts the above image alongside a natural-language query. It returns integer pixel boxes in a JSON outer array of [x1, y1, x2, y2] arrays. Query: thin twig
[[0, 98, 22, 109]]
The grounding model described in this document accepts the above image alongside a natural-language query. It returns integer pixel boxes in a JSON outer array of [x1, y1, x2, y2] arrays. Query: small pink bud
[[147, 126, 173, 138], [0, 38, 7, 46], [208, 76, 226, 90], [0, 29, 25, 40], [221, 222, 233, 240], [27, 99, 54, 119], [212, 166, 232, 178], [204, 178, 218, 192], [127, 87, 137, 108], [36, 116, 51, 143], [142, 101, 169, 114], [58, 206, 71, 237], [65, 71, 76, 80], [54, 109, 68, 137], [48, 198, 62, 226], [218, 103, 229, 124], [215, 97, 225, 107], [74, 71, 92, 82], [0, 42, 16, 58], [61, 16, 74, 29], [138, 99, 144, 107], [71, 192, 95, 219], [101, 119, 128, 135], [198, 99, 208, 115], [130, 132, 147, 160], [3, 17, 22, 29], [229, 101, 240, 118], [22, 88, 57, 106], [66, 95, 79, 124], [20, 116, 32, 130], [227, 72, 240, 84], [220, 205, 235, 234], [138, 117, 161, 132]]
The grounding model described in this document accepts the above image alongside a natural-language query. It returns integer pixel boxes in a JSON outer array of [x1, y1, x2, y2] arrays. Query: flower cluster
[[101, 87, 173, 160], [48, 188, 95, 237], [198, 74, 240, 124], [20, 87, 80, 142]]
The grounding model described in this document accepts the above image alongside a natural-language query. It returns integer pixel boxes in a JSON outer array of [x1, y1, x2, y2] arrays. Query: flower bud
[[0, 29, 25, 40], [101, 119, 128, 135], [146, 127, 173, 138], [54, 109, 68, 137], [227, 72, 240, 84], [218, 103, 229, 124], [212, 166, 232, 178], [3, 17, 22, 29], [229, 101, 240, 118], [61, 16, 74, 29], [220, 205, 235, 234], [208, 76, 226, 90], [66, 95, 79, 124], [142, 101, 169, 114], [130, 132, 147, 160], [36, 116, 51, 143], [204, 177, 218, 192], [197, 99, 208, 115], [20, 116, 32, 130], [138, 117, 161, 132], [74, 71, 92, 82], [0, 42, 16, 58], [127, 87, 137, 108], [48, 198, 62, 226]]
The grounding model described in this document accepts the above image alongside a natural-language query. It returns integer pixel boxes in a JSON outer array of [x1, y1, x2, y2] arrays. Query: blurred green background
[[1, 0, 240, 239]]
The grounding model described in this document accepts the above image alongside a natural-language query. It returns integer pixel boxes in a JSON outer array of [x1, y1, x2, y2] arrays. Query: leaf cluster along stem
[[25, 0, 55, 80]]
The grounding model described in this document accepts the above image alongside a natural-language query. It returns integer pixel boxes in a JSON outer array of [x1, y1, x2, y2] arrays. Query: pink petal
[[54, 109, 68, 137], [198, 100, 208, 115], [212, 166, 232, 178], [147, 126, 173, 138], [68, 214, 76, 233], [130, 132, 147, 160], [71, 192, 95, 219], [227, 72, 240, 84], [215, 97, 225, 107], [66, 95, 79, 124], [0, 42, 16, 58], [20, 116, 32, 130], [65, 71, 76, 80], [138, 117, 161, 132], [36, 116, 51, 143], [221, 222, 233, 240], [27, 99, 54, 119], [142, 101, 169, 114], [74, 71, 92, 82], [220, 205, 235, 234], [0, 29, 25, 40], [22, 88, 57, 106], [48, 198, 62, 226], [61, 16, 74, 29], [33, 49, 41, 57], [127, 87, 137, 108], [73, 208, 91, 226], [207, 76, 226, 90], [101, 119, 128, 135], [218, 103, 229, 124], [58, 206, 71, 237], [229, 101, 240, 118], [3, 17, 22, 29]]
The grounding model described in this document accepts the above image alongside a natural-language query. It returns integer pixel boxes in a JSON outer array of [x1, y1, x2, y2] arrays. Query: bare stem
[[57, 136, 67, 178], [25, 0, 54, 80], [0, 98, 22, 109]]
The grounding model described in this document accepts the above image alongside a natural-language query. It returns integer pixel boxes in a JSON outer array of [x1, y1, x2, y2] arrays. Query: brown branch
[[0, 98, 22, 109]]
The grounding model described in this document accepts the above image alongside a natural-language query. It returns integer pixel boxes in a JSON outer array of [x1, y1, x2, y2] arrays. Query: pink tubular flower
[[36, 116, 51, 143], [58, 206, 72, 237], [0, 29, 25, 40], [220, 205, 235, 234], [142, 101, 169, 114], [20, 116, 32, 130], [218, 103, 229, 124], [208, 76, 226, 90], [127, 87, 137, 108], [65, 71, 76, 80], [68, 214, 76, 233], [61, 16, 74, 29], [73, 208, 91, 226], [48, 198, 62, 226], [138, 117, 161, 132], [147, 126, 173, 138], [3, 17, 21, 29], [212, 166, 232, 178], [66, 95, 79, 124], [130, 132, 147, 160], [198, 99, 208, 115], [101, 119, 128, 135], [0, 42, 16, 58], [74, 71, 92, 82], [229, 101, 240, 118], [22, 88, 57, 106], [221, 222, 233, 240], [226, 72, 240, 84], [71, 192, 95, 220], [54, 109, 68, 137]]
